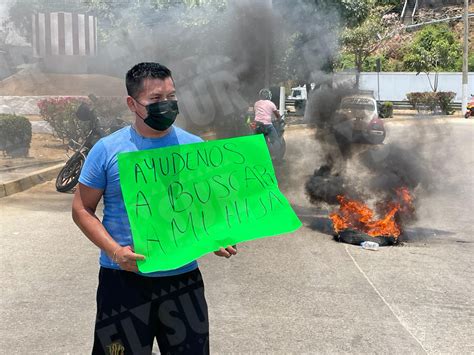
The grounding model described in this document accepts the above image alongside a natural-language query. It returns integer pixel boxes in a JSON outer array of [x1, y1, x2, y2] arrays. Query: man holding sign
[[72, 63, 235, 354]]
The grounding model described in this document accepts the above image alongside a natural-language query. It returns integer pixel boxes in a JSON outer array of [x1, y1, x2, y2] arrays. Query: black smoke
[[304, 84, 435, 214]]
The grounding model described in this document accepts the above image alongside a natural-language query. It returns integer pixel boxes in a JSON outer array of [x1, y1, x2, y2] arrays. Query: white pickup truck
[[286, 84, 317, 114], [287, 85, 308, 101]]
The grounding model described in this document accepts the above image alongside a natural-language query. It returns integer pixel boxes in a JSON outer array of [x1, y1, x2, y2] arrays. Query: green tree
[[304, 0, 371, 27], [455, 53, 474, 72], [341, 5, 393, 87], [6, 0, 227, 45], [403, 24, 461, 91], [375, 0, 403, 12], [272, 0, 372, 86], [7, 0, 86, 41]]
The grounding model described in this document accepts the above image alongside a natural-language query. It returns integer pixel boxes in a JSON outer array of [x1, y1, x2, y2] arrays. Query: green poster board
[[118, 134, 301, 273]]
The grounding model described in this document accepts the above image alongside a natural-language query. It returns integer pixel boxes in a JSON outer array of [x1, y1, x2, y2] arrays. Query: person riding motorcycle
[[253, 88, 283, 153]]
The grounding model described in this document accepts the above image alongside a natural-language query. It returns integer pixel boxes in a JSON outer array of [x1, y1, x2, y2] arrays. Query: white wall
[[334, 72, 474, 102], [0, 96, 90, 115], [0, 96, 52, 115]]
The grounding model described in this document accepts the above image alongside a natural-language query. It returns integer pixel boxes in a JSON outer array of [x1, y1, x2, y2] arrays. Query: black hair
[[125, 62, 172, 99]]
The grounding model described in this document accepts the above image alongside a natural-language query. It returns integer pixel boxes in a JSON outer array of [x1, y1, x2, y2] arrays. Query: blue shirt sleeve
[[79, 140, 107, 190]]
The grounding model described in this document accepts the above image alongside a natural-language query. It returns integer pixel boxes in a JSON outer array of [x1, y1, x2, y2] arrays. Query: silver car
[[336, 95, 386, 144]]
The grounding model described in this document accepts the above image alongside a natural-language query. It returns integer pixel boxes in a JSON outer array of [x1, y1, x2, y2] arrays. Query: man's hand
[[113, 246, 146, 272], [214, 245, 238, 258]]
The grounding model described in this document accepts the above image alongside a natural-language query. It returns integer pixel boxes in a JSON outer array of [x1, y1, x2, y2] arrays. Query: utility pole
[[376, 58, 381, 101], [462, 0, 469, 115]]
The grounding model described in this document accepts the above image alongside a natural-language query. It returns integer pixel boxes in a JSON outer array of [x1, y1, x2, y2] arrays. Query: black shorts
[[92, 267, 209, 355]]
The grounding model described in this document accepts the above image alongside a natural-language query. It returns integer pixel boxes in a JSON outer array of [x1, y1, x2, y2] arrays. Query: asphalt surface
[[1, 118, 473, 354]]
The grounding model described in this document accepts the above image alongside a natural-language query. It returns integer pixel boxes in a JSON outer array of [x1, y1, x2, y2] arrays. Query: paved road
[[1, 119, 473, 354]]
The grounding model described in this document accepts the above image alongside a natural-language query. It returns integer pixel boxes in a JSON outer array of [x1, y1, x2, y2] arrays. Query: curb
[[0, 159, 64, 173], [0, 163, 64, 198], [384, 116, 469, 123]]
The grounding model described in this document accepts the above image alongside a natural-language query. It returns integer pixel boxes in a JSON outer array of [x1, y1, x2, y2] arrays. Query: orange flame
[[330, 187, 414, 238]]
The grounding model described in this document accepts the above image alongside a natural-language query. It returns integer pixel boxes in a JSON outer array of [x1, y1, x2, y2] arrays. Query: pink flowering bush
[[38, 96, 128, 144]]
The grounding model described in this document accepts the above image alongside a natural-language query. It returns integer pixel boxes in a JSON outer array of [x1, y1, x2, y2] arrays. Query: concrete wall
[[2, 72, 474, 115], [334, 72, 474, 102], [0, 96, 61, 115]]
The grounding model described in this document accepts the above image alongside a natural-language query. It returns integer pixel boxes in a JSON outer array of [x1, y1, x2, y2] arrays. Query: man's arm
[[273, 109, 281, 121], [72, 183, 144, 272]]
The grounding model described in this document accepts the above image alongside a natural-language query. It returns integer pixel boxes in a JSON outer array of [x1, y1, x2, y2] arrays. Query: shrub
[[37, 96, 128, 144], [437, 92, 456, 115], [407, 92, 426, 111], [406, 92, 425, 111], [379, 101, 393, 118], [423, 92, 439, 112], [38, 97, 91, 144], [89, 96, 128, 125], [406, 91, 456, 115], [0, 114, 32, 157]]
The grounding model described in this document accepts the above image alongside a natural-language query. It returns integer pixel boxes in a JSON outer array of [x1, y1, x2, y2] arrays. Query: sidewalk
[[0, 159, 65, 198], [0, 128, 67, 197]]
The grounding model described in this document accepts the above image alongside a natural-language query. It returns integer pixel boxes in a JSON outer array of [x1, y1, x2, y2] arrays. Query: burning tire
[[334, 229, 397, 246], [329, 188, 414, 246]]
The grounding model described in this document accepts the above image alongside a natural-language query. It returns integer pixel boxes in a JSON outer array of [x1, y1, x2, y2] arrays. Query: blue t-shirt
[[79, 125, 203, 277]]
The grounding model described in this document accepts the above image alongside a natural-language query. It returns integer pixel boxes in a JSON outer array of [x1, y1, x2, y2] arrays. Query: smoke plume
[[304, 84, 438, 217]]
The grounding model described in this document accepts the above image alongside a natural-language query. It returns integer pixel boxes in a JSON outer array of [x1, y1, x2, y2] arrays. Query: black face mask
[[135, 99, 179, 131]]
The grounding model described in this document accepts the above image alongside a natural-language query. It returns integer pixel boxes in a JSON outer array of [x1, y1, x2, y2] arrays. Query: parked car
[[287, 85, 308, 101], [335, 95, 386, 144], [287, 84, 316, 114]]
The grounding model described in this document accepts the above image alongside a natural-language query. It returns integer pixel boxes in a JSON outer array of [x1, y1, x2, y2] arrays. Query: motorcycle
[[248, 114, 286, 163], [465, 95, 474, 118], [55, 95, 127, 192]]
